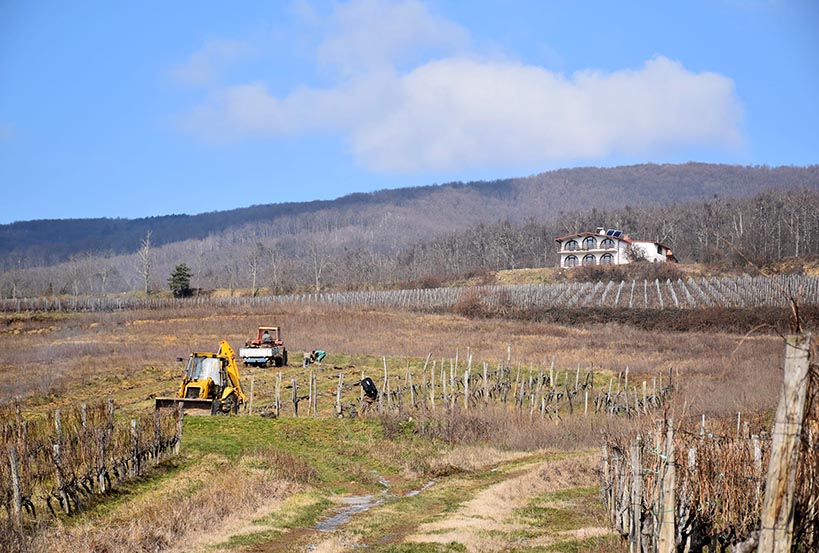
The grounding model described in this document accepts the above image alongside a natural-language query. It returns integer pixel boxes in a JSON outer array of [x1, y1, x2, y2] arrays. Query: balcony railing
[[562, 245, 616, 252]]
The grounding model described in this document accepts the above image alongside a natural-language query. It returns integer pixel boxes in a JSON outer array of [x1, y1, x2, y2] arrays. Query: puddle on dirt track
[[404, 479, 435, 497], [312, 478, 437, 534], [314, 495, 384, 532]]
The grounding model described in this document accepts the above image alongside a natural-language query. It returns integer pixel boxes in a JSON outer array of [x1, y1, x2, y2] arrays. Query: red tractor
[[239, 326, 288, 367]]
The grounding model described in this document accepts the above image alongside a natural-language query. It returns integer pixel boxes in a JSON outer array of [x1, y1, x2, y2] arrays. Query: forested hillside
[[3, 163, 817, 269], [2, 163, 819, 298]]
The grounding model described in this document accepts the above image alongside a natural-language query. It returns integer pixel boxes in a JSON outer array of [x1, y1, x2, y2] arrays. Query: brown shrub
[[416, 274, 446, 289], [452, 287, 488, 318]]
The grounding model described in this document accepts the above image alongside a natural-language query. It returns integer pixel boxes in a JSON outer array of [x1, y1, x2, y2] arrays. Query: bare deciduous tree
[[308, 239, 330, 293], [137, 231, 152, 296], [247, 243, 267, 297]]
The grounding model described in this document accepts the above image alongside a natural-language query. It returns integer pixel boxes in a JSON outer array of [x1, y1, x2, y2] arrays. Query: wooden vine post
[[758, 333, 812, 553], [173, 402, 183, 456], [291, 377, 298, 416], [629, 435, 643, 553], [311, 370, 317, 416], [380, 357, 388, 413], [130, 419, 139, 477], [9, 445, 24, 542], [275, 372, 282, 418], [248, 376, 254, 415], [336, 374, 344, 417], [657, 418, 675, 553], [464, 369, 469, 411]]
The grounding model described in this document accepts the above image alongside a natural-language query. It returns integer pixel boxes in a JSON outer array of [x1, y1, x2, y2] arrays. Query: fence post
[[483, 362, 489, 406], [9, 446, 24, 543], [130, 419, 139, 477], [430, 363, 436, 411], [450, 360, 456, 411], [275, 372, 282, 418], [381, 357, 388, 413], [601, 443, 613, 525], [310, 370, 317, 416], [173, 402, 183, 456], [248, 376, 255, 415], [409, 370, 415, 409], [658, 418, 675, 553], [422, 353, 432, 407], [336, 374, 343, 417], [52, 443, 71, 514], [292, 378, 298, 417], [464, 369, 469, 411], [624, 367, 630, 416], [629, 435, 643, 553], [758, 333, 812, 553]]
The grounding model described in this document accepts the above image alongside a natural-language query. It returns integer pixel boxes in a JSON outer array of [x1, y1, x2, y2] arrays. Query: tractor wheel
[[274, 356, 284, 367], [223, 393, 238, 415], [283, 351, 288, 366]]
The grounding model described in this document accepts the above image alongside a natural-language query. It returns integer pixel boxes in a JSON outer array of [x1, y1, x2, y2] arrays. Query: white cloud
[[169, 38, 253, 86], [316, 0, 469, 75], [175, 0, 743, 172]]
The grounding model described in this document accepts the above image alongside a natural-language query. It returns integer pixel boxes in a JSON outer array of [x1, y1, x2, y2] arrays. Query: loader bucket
[[155, 397, 217, 415]]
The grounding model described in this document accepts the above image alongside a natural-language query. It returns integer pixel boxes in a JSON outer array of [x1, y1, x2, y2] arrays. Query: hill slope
[[2, 162, 818, 269]]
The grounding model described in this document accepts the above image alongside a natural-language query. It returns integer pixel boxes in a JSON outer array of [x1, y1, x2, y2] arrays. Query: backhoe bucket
[[155, 397, 216, 415]]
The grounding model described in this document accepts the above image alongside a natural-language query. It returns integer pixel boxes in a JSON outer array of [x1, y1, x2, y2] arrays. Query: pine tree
[[168, 263, 193, 298]]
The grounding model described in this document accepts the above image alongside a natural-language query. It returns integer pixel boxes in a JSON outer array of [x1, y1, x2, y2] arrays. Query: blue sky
[[1, 0, 817, 224]]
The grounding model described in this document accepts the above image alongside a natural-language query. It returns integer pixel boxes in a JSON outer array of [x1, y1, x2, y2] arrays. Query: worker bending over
[[303, 349, 326, 367]]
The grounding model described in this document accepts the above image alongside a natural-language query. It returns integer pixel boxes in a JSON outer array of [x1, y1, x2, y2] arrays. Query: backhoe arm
[[218, 340, 248, 404]]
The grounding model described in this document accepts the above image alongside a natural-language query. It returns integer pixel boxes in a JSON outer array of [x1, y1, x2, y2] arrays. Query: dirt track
[[215, 451, 617, 552]]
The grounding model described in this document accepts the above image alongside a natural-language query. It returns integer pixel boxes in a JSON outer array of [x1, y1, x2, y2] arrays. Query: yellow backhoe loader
[[155, 340, 248, 415]]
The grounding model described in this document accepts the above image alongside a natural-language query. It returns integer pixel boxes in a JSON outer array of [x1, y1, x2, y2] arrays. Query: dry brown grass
[[0, 302, 795, 552], [27, 453, 301, 553], [0, 303, 785, 422], [407, 452, 616, 552], [404, 408, 632, 451]]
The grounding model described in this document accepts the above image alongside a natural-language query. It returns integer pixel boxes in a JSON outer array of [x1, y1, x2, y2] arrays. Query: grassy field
[[0, 303, 788, 552]]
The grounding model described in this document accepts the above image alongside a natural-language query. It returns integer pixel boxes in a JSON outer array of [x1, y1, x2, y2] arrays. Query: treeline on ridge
[[2, 163, 817, 271], [2, 186, 819, 300]]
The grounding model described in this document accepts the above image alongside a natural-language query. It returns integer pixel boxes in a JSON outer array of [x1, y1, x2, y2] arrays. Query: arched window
[[582, 236, 597, 250], [600, 253, 614, 265], [582, 254, 596, 266], [601, 238, 615, 249], [565, 240, 578, 251], [565, 255, 578, 268]]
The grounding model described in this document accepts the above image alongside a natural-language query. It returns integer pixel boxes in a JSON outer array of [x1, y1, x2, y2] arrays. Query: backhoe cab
[[155, 340, 248, 415]]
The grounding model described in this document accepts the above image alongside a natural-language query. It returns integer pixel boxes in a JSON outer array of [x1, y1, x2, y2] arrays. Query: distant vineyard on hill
[[3, 274, 816, 315]]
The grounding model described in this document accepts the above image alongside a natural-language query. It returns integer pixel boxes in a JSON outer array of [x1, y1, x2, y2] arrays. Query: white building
[[555, 228, 677, 268]]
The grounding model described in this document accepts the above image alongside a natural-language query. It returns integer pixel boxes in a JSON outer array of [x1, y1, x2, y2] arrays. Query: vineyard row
[[1, 400, 182, 541], [602, 334, 819, 552], [259, 355, 674, 421], [2, 273, 817, 313]]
